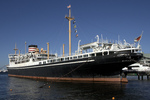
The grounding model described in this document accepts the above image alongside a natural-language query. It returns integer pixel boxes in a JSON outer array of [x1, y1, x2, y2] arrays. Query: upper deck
[[8, 35, 142, 67]]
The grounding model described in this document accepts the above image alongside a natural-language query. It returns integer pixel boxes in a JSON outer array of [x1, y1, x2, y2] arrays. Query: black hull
[[7, 51, 143, 82]]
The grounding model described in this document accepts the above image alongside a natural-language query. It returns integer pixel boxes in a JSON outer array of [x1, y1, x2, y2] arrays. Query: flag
[[76, 34, 78, 37], [67, 5, 71, 8], [74, 25, 76, 28], [75, 29, 77, 33], [73, 20, 76, 24], [134, 35, 142, 42]]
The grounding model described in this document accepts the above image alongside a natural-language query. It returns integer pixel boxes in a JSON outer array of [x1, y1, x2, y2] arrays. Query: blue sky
[[0, 0, 150, 67]]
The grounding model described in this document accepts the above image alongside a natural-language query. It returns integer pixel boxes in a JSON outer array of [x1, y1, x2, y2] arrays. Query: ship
[[7, 5, 143, 82]]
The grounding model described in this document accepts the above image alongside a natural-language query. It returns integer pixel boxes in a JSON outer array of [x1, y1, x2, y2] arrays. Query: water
[[0, 73, 150, 100]]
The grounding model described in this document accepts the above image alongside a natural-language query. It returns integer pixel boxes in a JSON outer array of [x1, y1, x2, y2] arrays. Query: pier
[[122, 56, 150, 80], [123, 71, 150, 80]]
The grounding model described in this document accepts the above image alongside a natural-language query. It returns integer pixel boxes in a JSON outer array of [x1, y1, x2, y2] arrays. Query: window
[[90, 54, 95, 57], [83, 55, 88, 58], [51, 60, 54, 63], [73, 56, 77, 59], [130, 66, 139, 67], [104, 52, 107, 55], [65, 57, 69, 61], [96, 53, 102, 56], [146, 61, 150, 63], [70, 57, 72, 60], [57, 59, 61, 62], [78, 56, 82, 58], [61, 58, 65, 61], [43, 61, 46, 64], [53, 59, 56, 62]]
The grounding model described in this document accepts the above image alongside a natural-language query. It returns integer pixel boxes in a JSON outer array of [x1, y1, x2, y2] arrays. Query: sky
[[0, 0, 150, 67]]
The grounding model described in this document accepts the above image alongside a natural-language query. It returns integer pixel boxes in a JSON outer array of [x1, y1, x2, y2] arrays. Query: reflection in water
[[1, 74, 150, 100], [49, 81, 127, 100], [6, 75, 127, 100]]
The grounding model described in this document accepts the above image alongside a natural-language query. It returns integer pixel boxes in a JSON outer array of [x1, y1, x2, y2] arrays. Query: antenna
[[95, 35, 99, 43], [118, 35, 120, 44], [101, 34, 103, 47], [78, 40, 81, 53]]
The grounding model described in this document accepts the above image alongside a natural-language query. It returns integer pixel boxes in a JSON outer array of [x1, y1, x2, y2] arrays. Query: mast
[[78, 40, 81, 54], [14, 43, 18, 55], [47, 42, 49, 59], [63, 44, 65, 57], [19, 50, 20, 56], [65, 5, 74, 56], [25, 41, 27, 54]]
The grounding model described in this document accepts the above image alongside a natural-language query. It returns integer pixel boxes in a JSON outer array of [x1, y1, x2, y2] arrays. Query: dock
[[122, 70, 150, 80]]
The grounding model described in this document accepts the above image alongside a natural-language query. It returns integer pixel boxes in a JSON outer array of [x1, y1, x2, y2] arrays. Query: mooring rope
[[60, 61, 87, 78], [39, 59, 89, 88]]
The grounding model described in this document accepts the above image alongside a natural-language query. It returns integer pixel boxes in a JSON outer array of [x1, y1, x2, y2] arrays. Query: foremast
[[65, 5, 74, 56], [14, 43, 18, 55]]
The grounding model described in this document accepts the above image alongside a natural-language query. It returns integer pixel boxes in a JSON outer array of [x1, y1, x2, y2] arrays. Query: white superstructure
[[8, 35, 142, 68]]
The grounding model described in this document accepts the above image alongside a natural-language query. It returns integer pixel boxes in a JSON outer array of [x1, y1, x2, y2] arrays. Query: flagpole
[[135, 31, 143, 48], [138, 31, 143, 44]]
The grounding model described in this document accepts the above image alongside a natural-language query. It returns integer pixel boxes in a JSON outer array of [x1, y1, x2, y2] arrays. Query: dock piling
[[147, 75, 149, 80], [141, 75, 143, 80], [138, 75, 140, 80]]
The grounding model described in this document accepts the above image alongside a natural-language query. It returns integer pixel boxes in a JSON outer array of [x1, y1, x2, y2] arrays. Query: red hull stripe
[[8, 74, 128, 82]]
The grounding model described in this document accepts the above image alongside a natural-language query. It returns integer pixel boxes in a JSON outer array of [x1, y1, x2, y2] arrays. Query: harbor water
[[0, 73, 150, 100]]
